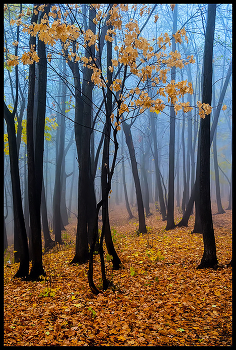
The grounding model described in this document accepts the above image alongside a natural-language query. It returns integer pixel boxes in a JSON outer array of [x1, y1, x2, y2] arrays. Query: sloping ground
[[4, 204, 232, 346]]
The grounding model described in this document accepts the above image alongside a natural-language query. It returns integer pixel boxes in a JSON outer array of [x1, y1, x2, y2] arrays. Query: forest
[[4, 3, 232, 346]]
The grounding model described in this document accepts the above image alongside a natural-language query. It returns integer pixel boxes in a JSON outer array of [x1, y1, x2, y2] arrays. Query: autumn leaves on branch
[[4, 3, 214, 122]]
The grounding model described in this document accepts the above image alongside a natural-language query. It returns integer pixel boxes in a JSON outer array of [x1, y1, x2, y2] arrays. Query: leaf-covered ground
[[4, 204, 232, 346]]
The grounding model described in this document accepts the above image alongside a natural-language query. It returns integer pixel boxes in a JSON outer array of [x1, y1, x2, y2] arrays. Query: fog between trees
[[4, 4, 232, 284]]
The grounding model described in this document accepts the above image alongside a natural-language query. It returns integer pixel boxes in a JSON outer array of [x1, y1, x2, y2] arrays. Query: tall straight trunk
[[198, 4, 217, 269], [141, 139, 151, 217], [176, 118, 180, 207], [123, 121, 147, 233], [4, 218, 8, 251], [53, 58, 66, 244], [166, 4, 177, 230], [41, 179, 54, 250], [212, 80, 225, 214], [149, 111, 166, 220], [178, 60, 232, 228], [121, 132, 133, 219], [28, 5, 50, 279], [24, 145, 30, 239], [181, 108, 187, 212], [186, 66, 193, 204], [226, 168, 232, 210], [70, 6, 97, 263], [192, 130, 202, 233], [4, 103, 29, 278], [61, 157, 69, 227], [213, 132, 225, 213], [68, 147, 77, 218]]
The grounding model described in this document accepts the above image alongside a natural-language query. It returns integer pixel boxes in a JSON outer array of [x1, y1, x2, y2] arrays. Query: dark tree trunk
[[176, 118, 180, 208], [4, 103, 29, 278], [166, 4, 177, 230], [191, 135, 202, 233], [213, 128, 225, 214], [41, 179, 55, 251], [69, 7, 96, 264], [101, 24, 121, 272], [27, 6, 50, 279], [181, 108, 187, 213], [149, 111, 166, 220], [197, 4, 218, 269], [122, 132, 133, 219], [123, 121, 147, 233], [140, 139, 151, 217], [178, 60, 232, 228], [226, 168, 232, 210], [53, 58, 66, 245], [212, 73, 225, 214], [68, 147, 77, 218], [4, 218, 8, 252]]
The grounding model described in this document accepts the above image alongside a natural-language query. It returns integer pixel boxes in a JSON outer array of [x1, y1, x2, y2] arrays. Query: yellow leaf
[[214, 290, 221, 297]]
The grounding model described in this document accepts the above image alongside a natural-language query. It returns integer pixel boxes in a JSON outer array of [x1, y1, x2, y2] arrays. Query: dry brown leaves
[[4, 203, 232, 346]]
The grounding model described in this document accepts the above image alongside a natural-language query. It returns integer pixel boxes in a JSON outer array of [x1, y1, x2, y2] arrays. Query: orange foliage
[[4, 204, 232, 346]]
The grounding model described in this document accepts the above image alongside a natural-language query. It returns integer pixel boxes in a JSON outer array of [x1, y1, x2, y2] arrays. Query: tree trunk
[[178, 60, 232, 227], [102, 25, 121, 271], [4, 103, 29, 278], [27, 6, 50, 279], [122, 132, 133, 219], [149, 111, 166, 220], [166, 4, 177, 230], [140, 139, 151, 217], [181, 108, 187, 213], [212, 132, 225, 214], [53, 58, 66, 245], [197, 3, 218, 269], [70, 7, 96, 264], [41, 179, 55, 251], [123, 121, 147, 233]]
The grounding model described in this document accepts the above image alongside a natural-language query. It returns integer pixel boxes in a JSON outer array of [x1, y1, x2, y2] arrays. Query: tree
[[53, 58, 67, 244], [197, 4, 217, 269], [166, 4, 177, 230], [3, 4, 29, 278], [149, 109, 166, 220], [27, 5, 51, 279], [121, 131, 134, 219], [4, 103, 29, 278], [6, 3, 199, 292], [177, 59, 232, 228], [123, 121, 147, 233]]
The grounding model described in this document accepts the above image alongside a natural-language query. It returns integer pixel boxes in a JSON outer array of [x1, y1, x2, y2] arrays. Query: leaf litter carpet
[[4, 203, 232, 346]]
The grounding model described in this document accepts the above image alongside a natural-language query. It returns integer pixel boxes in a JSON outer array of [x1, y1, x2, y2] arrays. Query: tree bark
[[41, 179, 55, 251], [149, 111, 166, 220], [178, 59, 232, 228], [123, 121, 147, 233], [166, 4, 177, 230], [27, 6, 50, 279], [122, 132, 133, 219], [53, 58, 66, 245], [4, 103, 29, 278], [197, 3, 217, 269]]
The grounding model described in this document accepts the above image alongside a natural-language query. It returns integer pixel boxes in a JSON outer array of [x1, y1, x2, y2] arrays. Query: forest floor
[[4, 203, 232, 346]]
